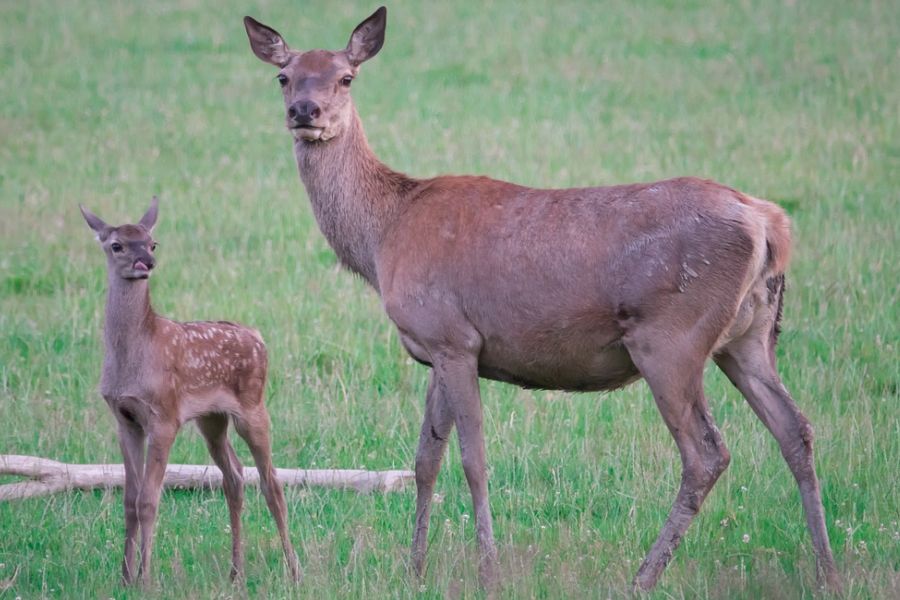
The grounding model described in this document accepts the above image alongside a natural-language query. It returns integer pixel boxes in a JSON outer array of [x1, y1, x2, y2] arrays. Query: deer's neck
[[293, 105, 416, 291], [102, 274, 156, 371]]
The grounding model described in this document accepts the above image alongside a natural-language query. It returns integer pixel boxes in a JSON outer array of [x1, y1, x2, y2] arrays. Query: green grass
[[1, 0, 898, 597]]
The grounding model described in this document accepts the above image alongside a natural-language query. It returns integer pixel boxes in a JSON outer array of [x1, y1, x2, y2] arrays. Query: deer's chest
[[99, 349, 168, 404]]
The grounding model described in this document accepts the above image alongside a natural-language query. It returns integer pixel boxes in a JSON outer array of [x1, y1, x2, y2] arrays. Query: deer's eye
[[277, 74, 288, 87], [340, 75, 353, 87], [110, 242, 123, 253], [150, 242, 158, 252]]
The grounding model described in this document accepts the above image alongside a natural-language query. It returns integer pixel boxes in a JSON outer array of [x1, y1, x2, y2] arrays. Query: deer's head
[[244, 7, 386, 143], [80, 198, 159, 280]]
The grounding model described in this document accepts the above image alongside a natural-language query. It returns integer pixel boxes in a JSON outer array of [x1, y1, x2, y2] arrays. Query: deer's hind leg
[[617, 271, 743, 591], [625, 330, 731, 591], [197, 413, 246, 581], [714, 279, 840, 591], [233, 400, 301, 582]]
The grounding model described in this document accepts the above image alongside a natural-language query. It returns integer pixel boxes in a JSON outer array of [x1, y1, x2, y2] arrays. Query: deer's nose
[[288, 100, 321, 125], [134, 256, 155, 271]]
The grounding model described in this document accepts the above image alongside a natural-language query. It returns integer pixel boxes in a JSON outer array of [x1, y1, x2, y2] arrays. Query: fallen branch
[[0, 454, 413, 501]]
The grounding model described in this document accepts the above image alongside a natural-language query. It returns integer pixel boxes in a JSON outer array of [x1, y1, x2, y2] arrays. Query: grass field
[[1, 0, 897, 597]]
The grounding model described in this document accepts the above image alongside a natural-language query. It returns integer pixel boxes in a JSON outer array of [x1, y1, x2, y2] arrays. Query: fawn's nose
[[287, 100, 321, 126], [134, 256, 155, 272]]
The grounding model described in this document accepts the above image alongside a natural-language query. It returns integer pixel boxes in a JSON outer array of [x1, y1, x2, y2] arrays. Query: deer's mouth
[[291, 125, 325, 141], [130, 260, 152, 279]]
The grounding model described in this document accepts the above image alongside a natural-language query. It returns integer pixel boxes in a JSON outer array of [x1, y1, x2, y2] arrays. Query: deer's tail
[[745, 195, 792, 361]]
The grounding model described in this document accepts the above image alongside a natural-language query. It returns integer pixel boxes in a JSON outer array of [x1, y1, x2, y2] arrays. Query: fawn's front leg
[[117, 419, 146, 585], [136, 424, 177, 585]]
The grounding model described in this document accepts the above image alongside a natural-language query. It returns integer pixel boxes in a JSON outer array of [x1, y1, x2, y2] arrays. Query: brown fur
[[80, 199, 300, 585], [245, 6, 839, 592]]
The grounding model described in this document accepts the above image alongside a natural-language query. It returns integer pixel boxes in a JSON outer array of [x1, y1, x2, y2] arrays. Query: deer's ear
[[244, 16, 292, 67], [346, 6, 386, 66], [80, 204, 111, 241], [139, 196, 159, 232]]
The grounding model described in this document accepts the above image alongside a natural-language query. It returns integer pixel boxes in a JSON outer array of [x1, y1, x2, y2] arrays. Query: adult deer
[[80, 198, 300, 585], [244, 7, 840, 591]]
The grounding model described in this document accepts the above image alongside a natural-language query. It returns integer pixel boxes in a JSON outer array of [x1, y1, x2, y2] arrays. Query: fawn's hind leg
[[233, 403, 301, 582], [198, 413, 246, 581]]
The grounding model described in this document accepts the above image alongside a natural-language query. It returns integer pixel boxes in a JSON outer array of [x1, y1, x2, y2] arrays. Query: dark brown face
[[80, 198, 159, 280], [244, 7, 387, 144]]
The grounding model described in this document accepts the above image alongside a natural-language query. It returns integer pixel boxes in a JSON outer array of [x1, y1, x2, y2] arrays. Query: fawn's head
[[244, 6, 386, 143], [80, 198, 159, 280]]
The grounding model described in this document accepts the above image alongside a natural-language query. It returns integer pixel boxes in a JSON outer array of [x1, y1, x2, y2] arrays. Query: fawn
[[80, 197, 300, 585]]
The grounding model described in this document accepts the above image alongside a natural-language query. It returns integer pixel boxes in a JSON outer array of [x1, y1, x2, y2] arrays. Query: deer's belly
[[399, 332, 640, 392], [477, 341, 640, 392]]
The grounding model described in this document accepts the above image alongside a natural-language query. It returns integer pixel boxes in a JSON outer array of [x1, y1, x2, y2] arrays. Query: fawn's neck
[[293, 105, 417, 291], [103, 273, 156, 364]]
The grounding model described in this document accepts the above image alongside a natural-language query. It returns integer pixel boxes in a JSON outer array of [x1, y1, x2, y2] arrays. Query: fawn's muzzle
[[133, 258, 155, 272]]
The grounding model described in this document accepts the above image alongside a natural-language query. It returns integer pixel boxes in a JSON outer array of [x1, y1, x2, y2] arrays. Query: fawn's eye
[[110, 242, 123, 253], [277, 73, 288, 87], [150, 242, 158, 252], [340, 75, 353, 87]]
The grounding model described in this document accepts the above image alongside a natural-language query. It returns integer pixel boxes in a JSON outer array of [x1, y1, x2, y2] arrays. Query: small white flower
[[742, 534, 750, 543]]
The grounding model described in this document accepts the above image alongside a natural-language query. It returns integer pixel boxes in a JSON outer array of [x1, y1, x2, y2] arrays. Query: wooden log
[[0, 455, 413, 501]]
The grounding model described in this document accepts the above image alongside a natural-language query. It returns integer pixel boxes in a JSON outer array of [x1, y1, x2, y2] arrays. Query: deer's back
[[168, 320, 268, 392]]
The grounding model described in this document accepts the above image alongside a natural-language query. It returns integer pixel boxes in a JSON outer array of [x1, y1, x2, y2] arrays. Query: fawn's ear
[[139, 196, 159, 232], [346, 6, 387, 66], [80, 204, 111, 241], [244, 16, 292, 67]]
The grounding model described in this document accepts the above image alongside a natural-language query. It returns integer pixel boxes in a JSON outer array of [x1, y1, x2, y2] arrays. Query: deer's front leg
[[433, 350, 498, 591], [136, 423, 177, 585], [411, 371, 454, 578], [117, 419, 146, 585]]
